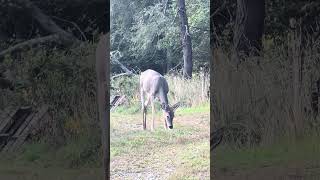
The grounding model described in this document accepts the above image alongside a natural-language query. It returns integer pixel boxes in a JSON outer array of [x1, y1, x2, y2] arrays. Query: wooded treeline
[[110, 0, 209, 76]]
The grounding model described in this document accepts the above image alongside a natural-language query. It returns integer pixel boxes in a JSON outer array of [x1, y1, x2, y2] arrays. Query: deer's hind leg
[[142, 94, 152, 130], [150, 96, 155, 131], [141, 90, 147, 130]]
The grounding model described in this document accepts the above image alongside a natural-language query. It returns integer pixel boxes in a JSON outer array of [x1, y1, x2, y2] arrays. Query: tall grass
[[110, 71, 210, 113], [213, 31, 320, 146]]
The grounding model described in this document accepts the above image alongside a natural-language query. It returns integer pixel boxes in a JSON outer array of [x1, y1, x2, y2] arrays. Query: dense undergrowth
[[213, 32, 320, 148]]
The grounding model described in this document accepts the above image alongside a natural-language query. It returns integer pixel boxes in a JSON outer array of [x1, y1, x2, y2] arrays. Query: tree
[[95, 34, 109, 180], [233, 0, 265, 63], [177, 0, 193, 79]]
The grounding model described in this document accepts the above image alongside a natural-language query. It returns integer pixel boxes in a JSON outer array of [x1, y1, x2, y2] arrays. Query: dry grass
[[111, 72, 210, 110], [213, 34, 320, 146], [165, 72, 209, 107], [213, 26, 320, 179]]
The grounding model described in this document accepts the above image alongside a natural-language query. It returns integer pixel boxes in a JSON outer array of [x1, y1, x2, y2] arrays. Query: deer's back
[[140, 69, 169, 96]]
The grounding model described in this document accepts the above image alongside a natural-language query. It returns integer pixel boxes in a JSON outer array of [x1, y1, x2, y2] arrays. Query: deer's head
[[161, 102, 181, 129]]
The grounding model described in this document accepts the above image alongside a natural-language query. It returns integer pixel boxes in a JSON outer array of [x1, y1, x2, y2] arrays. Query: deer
[[140, 69, 181, 130]]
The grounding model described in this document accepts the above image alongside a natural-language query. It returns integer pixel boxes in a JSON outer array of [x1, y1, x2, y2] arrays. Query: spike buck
[[140, 69, 181, 130], [95, 33, 109, 180]]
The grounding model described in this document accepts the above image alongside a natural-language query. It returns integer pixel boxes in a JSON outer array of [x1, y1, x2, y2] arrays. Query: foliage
[[0, 0, 109, 170], [0, 42, 99, 140], [111, 0, 210, 74]]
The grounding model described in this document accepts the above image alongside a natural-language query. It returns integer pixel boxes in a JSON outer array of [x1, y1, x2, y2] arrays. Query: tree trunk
[[95, 34, 110, 180], [177, 0, 193, 79], [166, 47, 173, 73], [233, 0, 265, 63]]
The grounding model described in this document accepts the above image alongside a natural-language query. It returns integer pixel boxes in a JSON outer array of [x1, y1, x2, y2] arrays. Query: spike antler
[[171, 102, 181, 111]]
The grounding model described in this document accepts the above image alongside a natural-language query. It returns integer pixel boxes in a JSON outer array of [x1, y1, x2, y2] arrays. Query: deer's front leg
[[164, 119, 168, 129], [143, 107, 147, 130], [151, 97, 155, 131]]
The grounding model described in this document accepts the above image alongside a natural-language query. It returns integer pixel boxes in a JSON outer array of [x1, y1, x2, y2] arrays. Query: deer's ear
[[171, 102, 181, 112]]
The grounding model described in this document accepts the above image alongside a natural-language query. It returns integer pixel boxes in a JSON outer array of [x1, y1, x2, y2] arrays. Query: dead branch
[[0, 34, 60, 57], [112, 59, 134, 75], [52, 16, 87, 41], [211, 1, 227, 17], [14, 0, 79, 44], [111, 72, 135, 80], [167, 62, 182, 74]]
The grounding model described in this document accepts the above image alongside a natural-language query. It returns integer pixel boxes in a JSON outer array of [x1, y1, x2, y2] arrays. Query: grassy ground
[[0, 165, 103, 180], [0, 141, 103, 180], [110, 104, 210, 179], [0, 104, 209, 180], [214, 135, 320, 180]]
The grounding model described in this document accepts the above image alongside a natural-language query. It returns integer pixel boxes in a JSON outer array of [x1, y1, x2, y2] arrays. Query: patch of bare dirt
[[111, 147, 176, 180], [175, 113, 209, 129]]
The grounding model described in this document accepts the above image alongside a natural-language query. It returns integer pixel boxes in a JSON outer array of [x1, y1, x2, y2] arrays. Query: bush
[[0, 41, 99, 141]]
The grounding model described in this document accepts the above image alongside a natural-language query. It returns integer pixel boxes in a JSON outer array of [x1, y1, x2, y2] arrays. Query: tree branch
[[111, 72, 134, 80], [14, 0, 80, 44], [211, 1, 227, 17], [52, 16, 87, 41], [111, 59, 134, 75], [0, 34, 60, 57]]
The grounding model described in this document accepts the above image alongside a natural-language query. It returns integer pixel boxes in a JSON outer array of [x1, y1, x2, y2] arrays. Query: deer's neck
[[158, 88, 169, 105]]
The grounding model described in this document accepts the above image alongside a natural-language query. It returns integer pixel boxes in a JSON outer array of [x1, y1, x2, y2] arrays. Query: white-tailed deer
[[140, 69, 180, 130]]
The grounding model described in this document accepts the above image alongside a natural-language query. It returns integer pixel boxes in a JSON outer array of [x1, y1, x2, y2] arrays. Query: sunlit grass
[[110, 105, 210, 179]]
